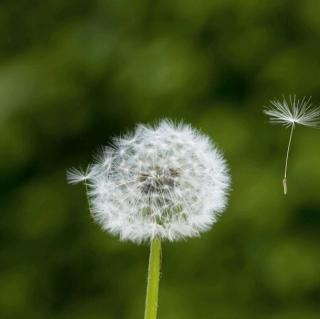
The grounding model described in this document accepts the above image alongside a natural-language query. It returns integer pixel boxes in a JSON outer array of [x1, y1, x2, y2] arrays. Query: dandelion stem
[[283, 123, 295, 195], [144, 238, 161, 319]]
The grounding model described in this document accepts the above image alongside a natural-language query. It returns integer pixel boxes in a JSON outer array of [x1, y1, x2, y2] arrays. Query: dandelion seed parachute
[[264, 95, 320, 195], [67, 120, 230, 243], [264, 95, 320, 128]]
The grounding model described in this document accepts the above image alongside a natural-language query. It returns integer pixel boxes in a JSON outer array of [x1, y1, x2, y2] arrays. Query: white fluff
[[67, 120, 230, 243], [264, 95, 320, 128], [264, 95, 320, 195]]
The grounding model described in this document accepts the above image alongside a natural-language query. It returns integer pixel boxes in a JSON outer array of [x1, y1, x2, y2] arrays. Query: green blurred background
[[1, 1, 320, 318]]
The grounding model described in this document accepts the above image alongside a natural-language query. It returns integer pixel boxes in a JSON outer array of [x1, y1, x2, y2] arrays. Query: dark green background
[[1, 1, 320, 318]]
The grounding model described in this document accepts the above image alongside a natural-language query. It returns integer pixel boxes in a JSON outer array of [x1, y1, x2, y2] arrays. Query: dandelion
[[67, 119, 230, 319], [264, 95, 320, 194]]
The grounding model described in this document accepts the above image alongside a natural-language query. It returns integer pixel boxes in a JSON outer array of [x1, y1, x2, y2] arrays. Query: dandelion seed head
[[264, 95, 320, 128], [67, 120, 230, 243]]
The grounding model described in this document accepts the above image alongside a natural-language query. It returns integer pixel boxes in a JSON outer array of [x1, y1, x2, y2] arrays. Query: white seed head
[[67, 120, 230, 243], [264, 95, 320, 128]]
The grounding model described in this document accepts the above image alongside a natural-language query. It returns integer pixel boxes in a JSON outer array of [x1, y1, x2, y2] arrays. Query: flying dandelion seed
[[67, 119, 230, 319], [264, 95, 320, 195]]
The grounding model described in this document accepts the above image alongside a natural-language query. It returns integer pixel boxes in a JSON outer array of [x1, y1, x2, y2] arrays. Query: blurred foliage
[[1, 0, 320, 318]]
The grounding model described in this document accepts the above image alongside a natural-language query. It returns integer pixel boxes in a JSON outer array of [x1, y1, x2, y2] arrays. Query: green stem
[[144, 238, 161, 319]]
